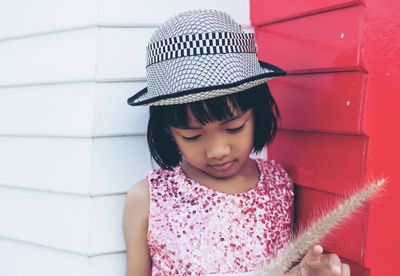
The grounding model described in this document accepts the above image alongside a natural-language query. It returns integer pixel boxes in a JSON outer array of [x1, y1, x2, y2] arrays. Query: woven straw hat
[[127, 9, 285, 106]]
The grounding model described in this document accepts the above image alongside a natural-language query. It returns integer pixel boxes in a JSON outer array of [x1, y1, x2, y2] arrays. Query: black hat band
[[146, 32, 256, 67]]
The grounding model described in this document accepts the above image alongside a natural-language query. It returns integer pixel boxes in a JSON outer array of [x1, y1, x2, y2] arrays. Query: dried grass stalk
[[260, 178, 387, 276]]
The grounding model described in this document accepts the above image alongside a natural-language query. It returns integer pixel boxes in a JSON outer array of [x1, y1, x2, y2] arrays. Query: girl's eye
[[182, 135, 201, 141], [226, 123, 245, 133]]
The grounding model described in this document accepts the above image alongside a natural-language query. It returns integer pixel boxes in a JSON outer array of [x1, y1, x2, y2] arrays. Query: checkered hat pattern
[[127, 9, 285, 106]]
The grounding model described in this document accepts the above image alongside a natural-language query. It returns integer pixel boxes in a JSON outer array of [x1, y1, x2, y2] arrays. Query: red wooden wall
[[250, 1, 400, 275]]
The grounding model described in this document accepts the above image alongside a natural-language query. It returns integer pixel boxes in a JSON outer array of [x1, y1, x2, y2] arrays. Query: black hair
[[147, 82, 280, 170]]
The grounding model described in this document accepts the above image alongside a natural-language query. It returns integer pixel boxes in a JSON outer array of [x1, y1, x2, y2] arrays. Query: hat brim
[[127, 60, 286, 106]]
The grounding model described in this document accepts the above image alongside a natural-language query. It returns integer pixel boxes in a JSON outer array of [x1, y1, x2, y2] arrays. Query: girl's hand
[[285, 245, 350, 276]]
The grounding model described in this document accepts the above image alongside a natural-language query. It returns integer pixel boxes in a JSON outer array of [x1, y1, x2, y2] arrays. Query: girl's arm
[[123, 178, 152, 276]]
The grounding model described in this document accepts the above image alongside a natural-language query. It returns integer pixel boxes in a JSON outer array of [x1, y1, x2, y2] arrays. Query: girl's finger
[[302, 251, 344, 275], [323, 253, 342, 273], [302, 245, 323, 266], [300, 245, 324, 275], [341, 263, 350, 276]]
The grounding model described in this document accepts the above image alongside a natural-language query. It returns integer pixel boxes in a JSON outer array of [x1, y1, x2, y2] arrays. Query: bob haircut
[[147, 82, 280, 170]]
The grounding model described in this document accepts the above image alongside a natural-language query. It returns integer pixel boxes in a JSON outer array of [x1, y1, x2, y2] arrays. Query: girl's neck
[[180, 157, 260, 195]]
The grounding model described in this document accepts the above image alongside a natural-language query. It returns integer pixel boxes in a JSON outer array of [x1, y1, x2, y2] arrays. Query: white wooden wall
[[0, 1, 250, 275]]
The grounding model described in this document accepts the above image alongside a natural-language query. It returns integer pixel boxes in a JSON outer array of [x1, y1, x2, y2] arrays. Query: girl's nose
[[205, 139, 231, 159]]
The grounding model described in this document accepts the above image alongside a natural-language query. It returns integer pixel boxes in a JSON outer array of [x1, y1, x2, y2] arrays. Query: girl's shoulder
[[123, 178, 150, 231], [125, 178, 150, 217]]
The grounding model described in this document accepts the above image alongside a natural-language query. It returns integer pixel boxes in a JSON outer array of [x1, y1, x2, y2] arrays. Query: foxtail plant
[[261, 178, 387, 276]]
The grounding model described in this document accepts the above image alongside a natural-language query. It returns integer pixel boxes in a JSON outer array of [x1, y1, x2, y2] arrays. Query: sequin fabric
[[146, 159, 294, 275]]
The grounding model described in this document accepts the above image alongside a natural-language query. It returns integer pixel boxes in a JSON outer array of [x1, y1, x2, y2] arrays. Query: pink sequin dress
[[146, 158, 294, 275]]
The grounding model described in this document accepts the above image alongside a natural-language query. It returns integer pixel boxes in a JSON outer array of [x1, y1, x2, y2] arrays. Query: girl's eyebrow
[[179, 125, 203, 130], [180, 113, 245, 130], [221, 114, 243, 125]]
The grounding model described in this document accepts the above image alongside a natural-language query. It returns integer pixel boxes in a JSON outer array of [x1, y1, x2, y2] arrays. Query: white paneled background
[[0, 0, 250, 275]]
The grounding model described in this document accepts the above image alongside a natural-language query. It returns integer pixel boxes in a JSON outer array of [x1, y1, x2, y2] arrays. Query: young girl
[[123, 10, 350, 276]]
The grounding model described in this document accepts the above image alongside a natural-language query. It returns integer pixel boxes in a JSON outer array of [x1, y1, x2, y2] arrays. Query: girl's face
[[169, 108, 255, 179]]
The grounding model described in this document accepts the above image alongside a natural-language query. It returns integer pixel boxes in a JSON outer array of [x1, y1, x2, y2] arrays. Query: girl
[[123, 9, 350, 276]]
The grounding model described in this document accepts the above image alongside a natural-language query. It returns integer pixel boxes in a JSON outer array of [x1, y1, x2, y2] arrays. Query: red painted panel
[[338, 256, 371, 276], [254, 6, 363, 72], [294, 186, 369, 263], [269, 72, 366, 134], [252, 0, 400, 274], [359, 1, 400, 275], [268, 129, 366, 195], [250, 0, 362, 26]]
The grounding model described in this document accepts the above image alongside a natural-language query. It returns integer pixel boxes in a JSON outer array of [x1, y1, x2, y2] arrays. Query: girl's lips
[[208, 160, 234, 171]]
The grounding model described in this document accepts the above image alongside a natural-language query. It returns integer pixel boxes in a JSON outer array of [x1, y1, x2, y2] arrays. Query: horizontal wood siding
[[255, 6, 364, 73], [0, 1, 251, 275], [269, 130, 367, 195], [0, 239, 126, 276], [251, 1, 369, 274], [0, 136, 149, 194], [250, 0, 363, 25], [271, 72, 366, 134]]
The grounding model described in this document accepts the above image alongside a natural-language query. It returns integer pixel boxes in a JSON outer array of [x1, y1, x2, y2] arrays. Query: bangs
[[159, 91, 253, 128], [146, 83, 280, 169]]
